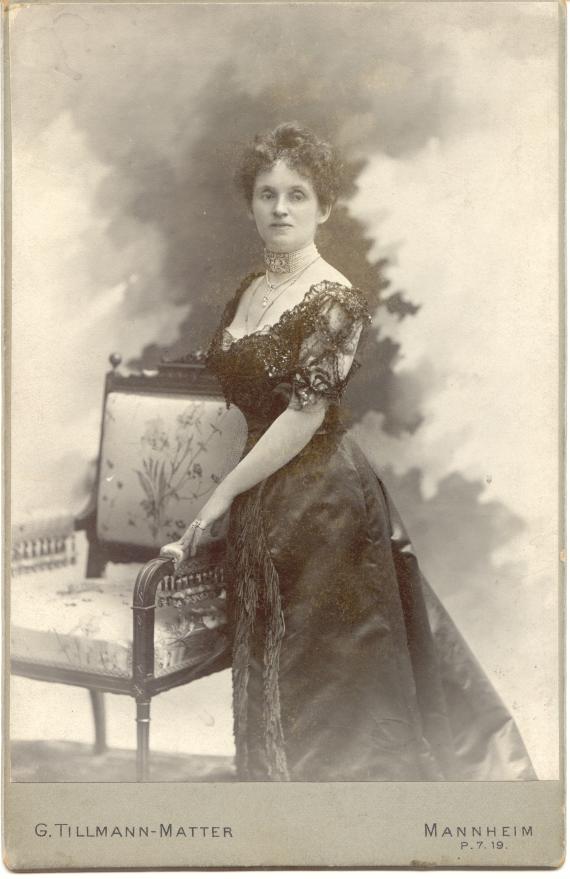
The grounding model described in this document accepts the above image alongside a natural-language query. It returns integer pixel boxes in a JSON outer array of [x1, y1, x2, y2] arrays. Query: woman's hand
[[159, 486, 236, 568], [159, 539, 187, 568]]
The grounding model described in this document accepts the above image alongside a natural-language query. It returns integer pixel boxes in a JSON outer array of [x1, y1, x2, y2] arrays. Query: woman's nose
[[273, 197, 288, 217]]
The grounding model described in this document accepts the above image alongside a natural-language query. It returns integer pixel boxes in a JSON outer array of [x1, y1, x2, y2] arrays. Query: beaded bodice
[[205, 275, 372, 429]]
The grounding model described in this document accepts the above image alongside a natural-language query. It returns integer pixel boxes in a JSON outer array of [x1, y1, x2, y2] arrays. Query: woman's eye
[[291, 191, 306, 201]]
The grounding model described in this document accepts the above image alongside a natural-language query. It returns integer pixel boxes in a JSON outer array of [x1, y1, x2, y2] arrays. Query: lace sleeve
[[287, 283, 372, 411]]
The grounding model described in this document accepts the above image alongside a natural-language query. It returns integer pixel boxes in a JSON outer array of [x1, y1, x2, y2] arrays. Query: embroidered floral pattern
[[134, 405, 224, 540], [96, 394, 246, 548]]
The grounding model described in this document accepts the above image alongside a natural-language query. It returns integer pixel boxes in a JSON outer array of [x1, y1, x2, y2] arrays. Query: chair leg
[[136, 698, 151, 782], [88, 690, 107, 755]]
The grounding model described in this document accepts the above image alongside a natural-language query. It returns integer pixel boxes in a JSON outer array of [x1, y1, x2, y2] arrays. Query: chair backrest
[[88, 356, 247, 565]]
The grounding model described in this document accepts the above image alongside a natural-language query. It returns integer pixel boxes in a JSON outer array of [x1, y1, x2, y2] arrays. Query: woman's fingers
[[160, 518, 209, 565], [160, 542, 186, 567]]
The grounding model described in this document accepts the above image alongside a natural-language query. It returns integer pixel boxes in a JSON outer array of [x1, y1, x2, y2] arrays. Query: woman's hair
[[235, 122, 343, 209]]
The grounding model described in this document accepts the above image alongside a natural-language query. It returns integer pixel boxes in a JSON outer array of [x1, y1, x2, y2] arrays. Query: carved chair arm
[[131, 549, 228, 690], [133, 556, 175, 609]]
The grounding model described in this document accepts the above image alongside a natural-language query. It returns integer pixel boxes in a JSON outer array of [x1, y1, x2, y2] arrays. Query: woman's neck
[[263, 241, 319, 276]]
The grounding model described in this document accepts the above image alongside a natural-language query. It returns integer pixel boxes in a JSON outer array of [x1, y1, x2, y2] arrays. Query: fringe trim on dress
[[231, 483, 290, 781]]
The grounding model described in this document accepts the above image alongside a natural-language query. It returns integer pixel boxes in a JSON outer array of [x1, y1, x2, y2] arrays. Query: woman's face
[[250, 159, 331, 253]]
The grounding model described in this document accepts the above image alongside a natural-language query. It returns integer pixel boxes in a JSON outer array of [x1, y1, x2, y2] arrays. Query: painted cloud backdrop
[[10, 2, 560, 776]]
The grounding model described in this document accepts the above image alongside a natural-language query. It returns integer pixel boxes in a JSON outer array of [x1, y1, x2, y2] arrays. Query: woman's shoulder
[[305, 262, 371, 325], [302, 258, 351, 289]]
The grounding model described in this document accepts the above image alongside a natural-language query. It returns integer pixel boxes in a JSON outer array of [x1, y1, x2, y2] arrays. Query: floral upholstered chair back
[[96, 391, 247, 550], [11, 381, 247, 683]]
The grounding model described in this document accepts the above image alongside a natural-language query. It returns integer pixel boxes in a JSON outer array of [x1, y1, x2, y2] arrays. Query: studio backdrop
[[8, 0, 560, 783]]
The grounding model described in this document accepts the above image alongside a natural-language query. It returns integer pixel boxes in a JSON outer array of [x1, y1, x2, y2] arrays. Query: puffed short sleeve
[[287, 283, 372, 411]]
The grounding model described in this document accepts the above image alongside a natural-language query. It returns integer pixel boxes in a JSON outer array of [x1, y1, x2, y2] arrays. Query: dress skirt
[[225, 424, 536, 783], [206, 277, 536, 782]]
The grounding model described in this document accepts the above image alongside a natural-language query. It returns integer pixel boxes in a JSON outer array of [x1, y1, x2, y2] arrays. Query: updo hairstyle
[[235, 122, 343, 210]]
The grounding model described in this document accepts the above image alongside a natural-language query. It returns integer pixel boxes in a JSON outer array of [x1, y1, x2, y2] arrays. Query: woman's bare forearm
[[221, 404, 326, 498], [164, 404, 326, 554]]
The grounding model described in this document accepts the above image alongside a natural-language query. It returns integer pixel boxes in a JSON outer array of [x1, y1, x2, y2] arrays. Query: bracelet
[[180, 519, 206, 548]]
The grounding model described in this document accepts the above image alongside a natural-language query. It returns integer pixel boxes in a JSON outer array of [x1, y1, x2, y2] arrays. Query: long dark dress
[[205, 275, 536, 782]]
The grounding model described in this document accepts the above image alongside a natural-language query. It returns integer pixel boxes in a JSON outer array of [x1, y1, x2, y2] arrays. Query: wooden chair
[[10, 352, 247, 781]]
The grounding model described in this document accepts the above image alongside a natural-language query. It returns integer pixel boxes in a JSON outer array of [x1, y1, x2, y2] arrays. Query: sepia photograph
[[4, 0, 563, 868]]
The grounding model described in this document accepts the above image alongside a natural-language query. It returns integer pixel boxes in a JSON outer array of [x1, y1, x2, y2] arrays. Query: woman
[[161, 123, 536, 782]]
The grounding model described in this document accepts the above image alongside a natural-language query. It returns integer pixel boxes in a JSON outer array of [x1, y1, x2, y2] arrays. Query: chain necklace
[[245, 254, 321, 333], [262, 264, 307, 307]]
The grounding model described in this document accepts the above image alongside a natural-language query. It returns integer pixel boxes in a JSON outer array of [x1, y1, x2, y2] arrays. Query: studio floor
[[10, 740, 236, 783], [9, 668, 236, 783]]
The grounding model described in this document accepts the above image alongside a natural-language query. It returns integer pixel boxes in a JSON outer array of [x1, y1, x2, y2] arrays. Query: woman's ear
[[317, 203, 332, 225]]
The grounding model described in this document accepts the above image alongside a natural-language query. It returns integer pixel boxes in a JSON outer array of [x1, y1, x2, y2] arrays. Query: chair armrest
[[131, 557, 174, 692], [133, 556, 175, 610], [131, 551, 228, 692]]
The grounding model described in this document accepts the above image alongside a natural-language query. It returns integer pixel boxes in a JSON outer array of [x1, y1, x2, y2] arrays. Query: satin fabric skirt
[[225, 423, 536, 782]]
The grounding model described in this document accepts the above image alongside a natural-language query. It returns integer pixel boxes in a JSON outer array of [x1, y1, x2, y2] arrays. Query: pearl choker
[[264, 242, 319, 275]]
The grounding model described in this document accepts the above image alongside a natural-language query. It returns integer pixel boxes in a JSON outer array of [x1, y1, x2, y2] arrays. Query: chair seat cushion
[[11, 573, 227, 679]]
